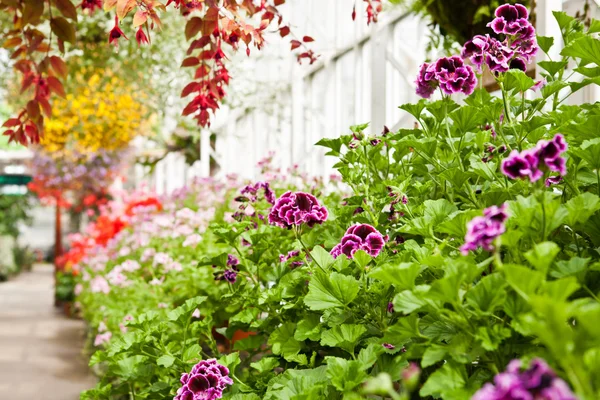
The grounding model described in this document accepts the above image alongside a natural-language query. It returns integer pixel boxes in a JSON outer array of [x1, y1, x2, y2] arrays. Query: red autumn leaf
[[50, 17, 76, 43], [181, 57, 200, 67], [290, 40, 301, 50], [279, 26, 290, 38], [2, 118, 21, 128], [185, 17, 204, 41], [302, 36, 314, 42], [181, 82, 200, 97], [47, 76, 66, 98], [39, 99, 52, 118], [274, 0, 285, 5]]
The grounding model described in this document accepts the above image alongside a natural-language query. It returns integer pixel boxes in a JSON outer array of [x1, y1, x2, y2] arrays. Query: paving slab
[[0, 264, 95, 400]]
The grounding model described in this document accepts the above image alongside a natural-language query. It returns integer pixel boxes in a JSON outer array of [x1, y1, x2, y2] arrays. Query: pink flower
[[183, 234, 202, 248], [331, 224, 386, 259], [268, 191, 328, 229], [94, 331, 112, 346], [90, 276, 110, 294]]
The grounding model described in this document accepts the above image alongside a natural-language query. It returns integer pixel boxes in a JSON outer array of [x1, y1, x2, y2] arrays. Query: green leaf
[[524, 242, 560, 274], [386, 314, 421, 344], [182, 344, 201, 363], [466, 273, 507, 315], [369, 262, 421, 291], [326, 357, 368, 392], [450, 106, 484, 133], [551, 257, 590, 280], [537, 36, 554, 54], [399, 100, 427, 120], [419, 362, 466, 398], [422, 345, 448, 368], [251, 357, 280, 374], [294, 315, 322, 341], [562, 36, 600, 66], [574, 138, 600, 169], [393, 286, 431, 314], [357, 344, 384, 370], [268, 323, 302, 360], [538, 60, 568, 77], [543, 276, 580, 301], [310, 245, 334, 270], [157, 355, 175, 368], [362, 373, 395, 396], [352, 250, 372, 269], [320, 324, 367, 356], [233, 334, 264, 351], [504, 264, 545, 300], [504, 70, 535, 92], [566, 192, 600, 226], [304, 271, 359, 310], [219, 352, 241, 372], [423, 199, 458, 225]]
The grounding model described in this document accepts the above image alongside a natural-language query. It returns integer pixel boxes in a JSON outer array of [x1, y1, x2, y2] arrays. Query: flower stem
[[500, 82, 512, 124]]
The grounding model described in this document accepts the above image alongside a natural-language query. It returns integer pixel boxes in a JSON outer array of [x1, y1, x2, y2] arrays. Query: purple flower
[[382, 343, 395, 350], [268, 191, 328, 229], [472, 358, 576, 400], [415, 62, 438, 98], [545, 175, 563, 187], [460, 204, 509, 255], [434, 56, 478, 96], [387, 302, 394, 313], [240, 182, 275, 205], [223, 269, 237, 284], [331, 224, 386, 259], [227, 254, 239, 266], [175, 359, 233, 400], [488, 4, 530, 36], [501, 135, 568, 182]]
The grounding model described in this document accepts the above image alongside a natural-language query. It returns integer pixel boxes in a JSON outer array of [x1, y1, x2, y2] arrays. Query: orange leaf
[[50, 17, 76, 43], [133, 10, 148, 27], [47, 76, 66, 98], [116, 0, 136, 20], [49, 56, 68, 78], [181, 57, 200, 67], [53, 0, 78, 21]]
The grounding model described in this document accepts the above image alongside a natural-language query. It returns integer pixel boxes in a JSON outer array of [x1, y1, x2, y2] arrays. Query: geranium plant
[[73, 5, 600, 400]]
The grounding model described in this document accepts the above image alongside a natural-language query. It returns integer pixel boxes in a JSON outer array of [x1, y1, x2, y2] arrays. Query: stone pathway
[[0, 264, 95, 400]]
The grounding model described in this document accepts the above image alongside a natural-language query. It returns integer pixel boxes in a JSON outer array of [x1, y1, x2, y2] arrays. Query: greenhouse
[[1, 0, 600, 399]]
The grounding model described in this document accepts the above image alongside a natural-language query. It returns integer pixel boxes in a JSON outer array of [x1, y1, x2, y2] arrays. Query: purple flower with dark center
[[484, 36, 514, 73], [502, 135, 568, 182], [545, 175, 563, 187], [382, 343, 395, 350], [501, 150, 543, 182], [460, 204, 509, 255], [415, 62, 438, 99], [175, 359, 233, 400], [268, 191, 328, 229], [434, 56, 477, 96], [509, 57, 527, 72], [223, 269, 237, 284], [472, 358, 576, 400], [331, 224, 386, 259], [241, 181, 275, 205], [461, 35, 489, 71], [488, 4, 531, 36]]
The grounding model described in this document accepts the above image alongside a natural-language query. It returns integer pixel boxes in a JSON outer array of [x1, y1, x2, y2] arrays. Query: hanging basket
[[419, 0, 532, 44]]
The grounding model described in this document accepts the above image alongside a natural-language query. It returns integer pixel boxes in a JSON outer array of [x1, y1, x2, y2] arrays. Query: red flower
[[135, 27, 149, 46], [125, 196, 162, 216], [108, 16, 128, 47]]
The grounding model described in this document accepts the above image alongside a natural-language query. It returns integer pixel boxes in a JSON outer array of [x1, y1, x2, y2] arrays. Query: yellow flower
[[40, 69, 147, 154]]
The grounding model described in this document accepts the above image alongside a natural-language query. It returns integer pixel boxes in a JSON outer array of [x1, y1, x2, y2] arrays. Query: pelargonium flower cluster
[[175, 359, 233, 400], [462, 4, 538, 73], [239, 181, 276, 205], [268, 191, 328, 229], [460, 204, 509, 255], [501, 134, 568, 182], [416, 56, 477, 98], [473, 358, 576, 400], [331, 224, 386, 259]]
